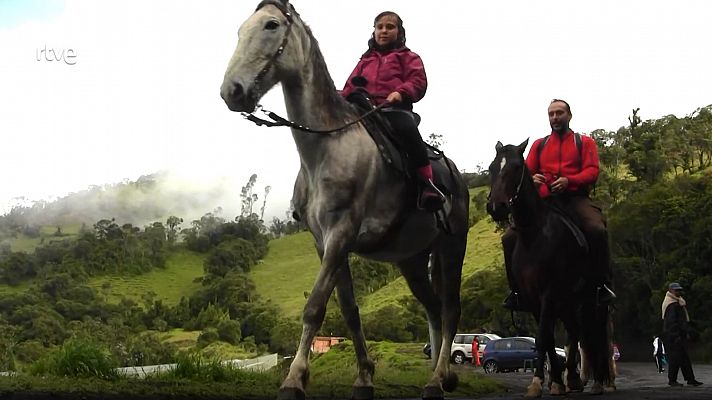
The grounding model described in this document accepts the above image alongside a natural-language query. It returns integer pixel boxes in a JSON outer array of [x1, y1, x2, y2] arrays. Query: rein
[[242, 103, 388, 134], [244, 0, 386, 135], [508, 164, 527, 206]]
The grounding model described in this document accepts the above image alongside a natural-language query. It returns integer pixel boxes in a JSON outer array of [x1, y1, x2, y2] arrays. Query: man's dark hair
[[551, 99, 572, 115]]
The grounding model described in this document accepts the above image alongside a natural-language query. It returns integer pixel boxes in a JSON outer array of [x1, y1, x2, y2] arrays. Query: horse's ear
[[495, 141, 504, 152], [517, 138, 529, 156]]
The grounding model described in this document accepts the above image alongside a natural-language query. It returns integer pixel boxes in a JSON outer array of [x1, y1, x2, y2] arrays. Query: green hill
[[2, 187, 502, 316], [87, 247, 206, 305], [249, 187, 502, 318], [250, 231, 320, 318]]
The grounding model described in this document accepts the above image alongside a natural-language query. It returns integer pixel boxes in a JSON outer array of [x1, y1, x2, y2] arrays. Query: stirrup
[[418, 180, 445, 212], [503, 291, 524, 311], [596, 284, 616, 305]]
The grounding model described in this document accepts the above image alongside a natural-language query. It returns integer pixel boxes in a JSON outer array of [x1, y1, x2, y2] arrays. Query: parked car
[[450, 333, 501, 364], [481, 337, 566, 373], [422, 333, 501, 364]]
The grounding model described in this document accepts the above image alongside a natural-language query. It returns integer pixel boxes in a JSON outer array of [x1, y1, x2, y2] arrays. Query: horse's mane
[[257, 0, 354, 122]]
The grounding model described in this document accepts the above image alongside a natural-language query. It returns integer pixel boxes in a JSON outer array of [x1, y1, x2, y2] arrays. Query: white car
[[450, 333, 501, 364]]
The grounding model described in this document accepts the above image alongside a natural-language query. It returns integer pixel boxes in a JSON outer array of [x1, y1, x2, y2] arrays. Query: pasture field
[[7, 224, 81, 253], [0, 341, 501, 399], [86, 247, 205, 305], [251, 187, 503, 317]]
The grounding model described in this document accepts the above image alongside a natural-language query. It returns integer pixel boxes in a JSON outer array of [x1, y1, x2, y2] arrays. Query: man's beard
[[551, 122, 569, 134]]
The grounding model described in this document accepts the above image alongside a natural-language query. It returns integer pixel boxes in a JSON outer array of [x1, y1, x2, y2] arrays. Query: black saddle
[[346, 92, 458, 200]]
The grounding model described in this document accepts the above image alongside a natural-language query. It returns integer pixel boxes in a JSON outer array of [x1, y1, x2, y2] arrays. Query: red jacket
[[525, 130, 600, 198], [341, 47, 427, 107]]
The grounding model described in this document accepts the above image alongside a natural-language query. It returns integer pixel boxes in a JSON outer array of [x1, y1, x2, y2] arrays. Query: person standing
[[471, 336, 481, 366], [661, 282, 703, 387], [653, 336, 666, 373]]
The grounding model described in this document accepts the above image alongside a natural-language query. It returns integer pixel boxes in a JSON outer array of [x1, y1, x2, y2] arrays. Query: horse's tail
[[580, 298, 612, 386]]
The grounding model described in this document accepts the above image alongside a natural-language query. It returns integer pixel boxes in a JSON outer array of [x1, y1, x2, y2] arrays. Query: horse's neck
[[511, 181, 545, 230], [280, 29, 352, 169]]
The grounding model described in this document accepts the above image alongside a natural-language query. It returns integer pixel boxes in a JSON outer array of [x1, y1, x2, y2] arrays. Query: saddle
[[346, 92, 459, 208], [545, 198, 589, 253]]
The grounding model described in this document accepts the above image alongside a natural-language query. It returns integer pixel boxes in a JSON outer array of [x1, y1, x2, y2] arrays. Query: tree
[[166, 216, 183, 244], [426, 133, 444, 148], [240, 174, 259, 217]]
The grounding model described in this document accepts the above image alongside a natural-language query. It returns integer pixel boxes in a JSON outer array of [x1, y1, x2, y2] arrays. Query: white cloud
[[1, 0, 711, 219]]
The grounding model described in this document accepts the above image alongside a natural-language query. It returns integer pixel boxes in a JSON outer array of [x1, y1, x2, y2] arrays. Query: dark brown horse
[[220, 1, 469, 399], [487, 140, 612, 397]]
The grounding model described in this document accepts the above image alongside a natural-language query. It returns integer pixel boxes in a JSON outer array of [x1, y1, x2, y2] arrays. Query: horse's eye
[[265, 20, 280, 30]]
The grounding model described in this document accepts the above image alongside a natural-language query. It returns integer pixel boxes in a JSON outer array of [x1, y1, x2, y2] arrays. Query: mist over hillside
[[0, 171, 276, 228]]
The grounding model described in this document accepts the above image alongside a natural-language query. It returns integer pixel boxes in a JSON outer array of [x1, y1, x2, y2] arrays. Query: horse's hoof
[[605, 383, 617, 392], [566, 376, 584, 392], [442, 371, 459, 392], [351, 386, 374, 400], [278, 387, 306, 400], [422, 385, 444, 400], [590, 382, 604, 395], [549, 382, 566, 396], [525, 377, 544, 398]]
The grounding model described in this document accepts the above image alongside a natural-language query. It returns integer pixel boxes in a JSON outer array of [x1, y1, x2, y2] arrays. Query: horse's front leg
[[279, 228, 351, 400], [526, 303, 563, 398], [335, 260, 375, 400]]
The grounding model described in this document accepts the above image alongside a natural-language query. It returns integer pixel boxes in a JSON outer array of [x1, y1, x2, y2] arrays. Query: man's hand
[[532, 174, 546, 187], [550, 176, 569, 193], [385, 91, 403, 104]]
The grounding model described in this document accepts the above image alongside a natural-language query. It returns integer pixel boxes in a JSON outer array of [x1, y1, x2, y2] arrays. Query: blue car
[[481, 337, 566, 373]]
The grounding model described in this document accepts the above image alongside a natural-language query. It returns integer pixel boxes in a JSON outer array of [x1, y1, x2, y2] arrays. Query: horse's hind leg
[[398, 251, 443, 368], [561, 316, 583, 392], [426, 236, 466, 399], [335, 261, 374, 400]]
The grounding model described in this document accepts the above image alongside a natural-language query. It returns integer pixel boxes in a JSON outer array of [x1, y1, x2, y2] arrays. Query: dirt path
[[464, 361, 711, 399]]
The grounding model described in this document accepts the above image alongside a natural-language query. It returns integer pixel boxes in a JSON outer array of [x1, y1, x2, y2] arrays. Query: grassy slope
[[250, 231, 320, 317], [7, 224, 81, 253], [250, 187, 503, 318], [86, 248, 205, 305], [2, 188, 502, 315]]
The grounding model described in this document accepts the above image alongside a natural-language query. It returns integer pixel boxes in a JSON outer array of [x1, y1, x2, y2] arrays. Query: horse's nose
[[486, 201, 509, 221], [220, 79, 246, 112]]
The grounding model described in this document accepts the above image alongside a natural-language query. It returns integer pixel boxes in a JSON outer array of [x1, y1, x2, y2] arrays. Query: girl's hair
[[365, 11, 406, 53]]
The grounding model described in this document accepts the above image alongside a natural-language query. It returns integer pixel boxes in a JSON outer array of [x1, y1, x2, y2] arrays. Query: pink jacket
[[341, 47, 427, 107]]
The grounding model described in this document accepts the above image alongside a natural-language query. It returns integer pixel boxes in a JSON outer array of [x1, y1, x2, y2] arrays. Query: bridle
[[508, 162, 528, 206], [240, 0, 387, 134], [487, 157, 527, 208], [251, 1, 293, 95]]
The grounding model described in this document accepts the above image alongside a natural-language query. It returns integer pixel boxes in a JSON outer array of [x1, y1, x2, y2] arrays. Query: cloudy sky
[[1, 0, 711, 220]]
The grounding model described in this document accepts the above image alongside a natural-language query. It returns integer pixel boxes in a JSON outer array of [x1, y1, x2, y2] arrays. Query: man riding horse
[[502, 99, 616, 311]]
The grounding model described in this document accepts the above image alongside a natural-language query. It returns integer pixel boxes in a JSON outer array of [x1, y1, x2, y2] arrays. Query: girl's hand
[[386, 91, 402, 104]]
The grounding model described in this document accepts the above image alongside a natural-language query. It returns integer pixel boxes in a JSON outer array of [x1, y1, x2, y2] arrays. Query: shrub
[[217, 320, 242, 345], [29, 339, 118, 380], [13, 340, 45, 364], [197, 328, 220, 348]]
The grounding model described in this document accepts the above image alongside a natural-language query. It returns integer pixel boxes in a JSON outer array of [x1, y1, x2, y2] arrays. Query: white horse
[[221, 1, 469, 399]]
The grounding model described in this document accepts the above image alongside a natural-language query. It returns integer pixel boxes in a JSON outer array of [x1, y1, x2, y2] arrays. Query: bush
[[13, 340, 45, 364], [197, 328, 220, 348], [29, 339, 118, 380], [217, 320, 242, 345]]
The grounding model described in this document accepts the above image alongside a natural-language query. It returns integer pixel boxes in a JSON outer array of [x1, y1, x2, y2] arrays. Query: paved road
[[462, 362, 711, 400]]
